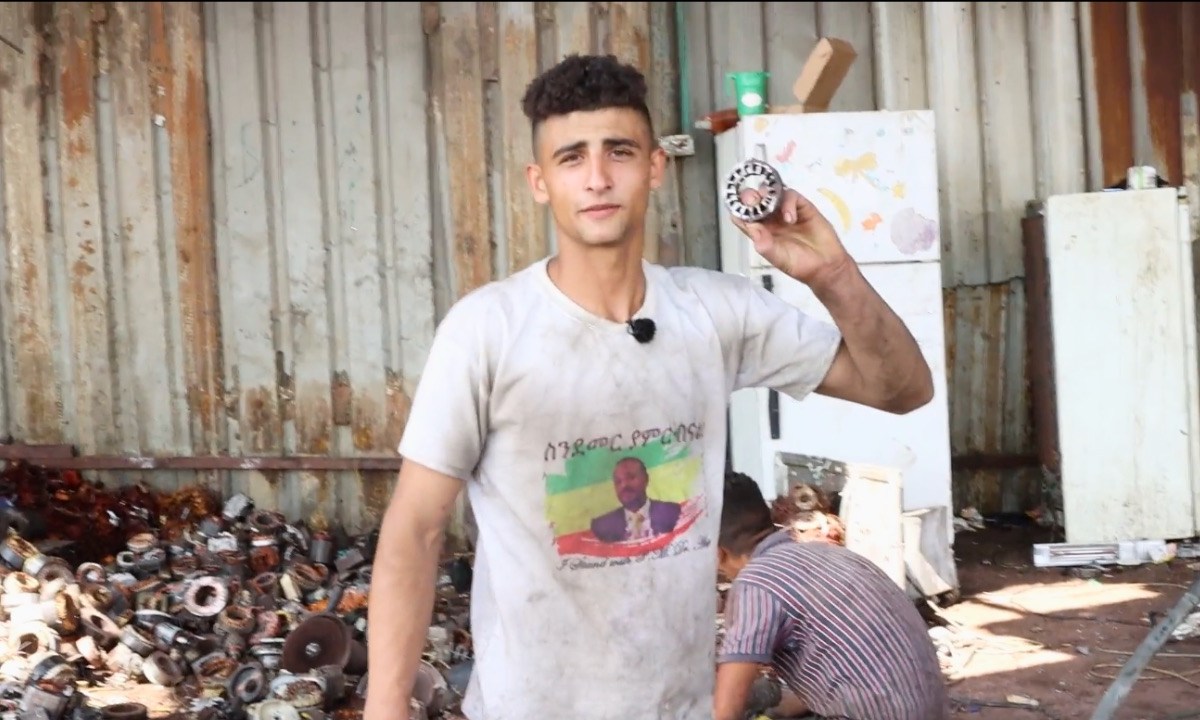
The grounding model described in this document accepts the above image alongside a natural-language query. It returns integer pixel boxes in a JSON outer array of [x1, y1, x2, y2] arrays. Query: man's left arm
[[808, 261, 934, 414], [714, 583, 787, 720], [730, 185, 934, 415]]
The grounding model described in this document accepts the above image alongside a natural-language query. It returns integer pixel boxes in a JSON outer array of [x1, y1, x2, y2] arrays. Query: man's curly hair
[[521, 54, 655, 140]]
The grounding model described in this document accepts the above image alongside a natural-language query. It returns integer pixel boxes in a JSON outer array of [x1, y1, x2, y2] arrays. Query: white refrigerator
[[715, 110, 954, 554]]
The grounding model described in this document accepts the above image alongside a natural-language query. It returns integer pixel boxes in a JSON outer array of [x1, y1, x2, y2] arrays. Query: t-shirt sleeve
[[731, 280, 843, 401], [396, 297, 492, 483], [718, 581, 787, 664]]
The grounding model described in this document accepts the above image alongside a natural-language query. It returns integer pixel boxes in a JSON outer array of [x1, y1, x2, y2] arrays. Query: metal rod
[[0, 453, 403, 472], [1089, 572, 1200, 720]]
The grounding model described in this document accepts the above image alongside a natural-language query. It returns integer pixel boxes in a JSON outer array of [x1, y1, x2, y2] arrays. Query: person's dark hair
[[719, 471, 775, 555], [521, 53, 655, 142]]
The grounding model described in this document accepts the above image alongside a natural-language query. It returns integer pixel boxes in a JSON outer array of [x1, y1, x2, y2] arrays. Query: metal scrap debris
[[0, 460, 475, 720]]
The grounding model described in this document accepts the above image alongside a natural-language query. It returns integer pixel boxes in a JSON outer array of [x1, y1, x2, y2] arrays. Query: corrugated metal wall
[[1, 2, 1195, 529]]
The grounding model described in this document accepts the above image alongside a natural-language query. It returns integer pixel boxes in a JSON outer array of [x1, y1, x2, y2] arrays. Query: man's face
[[525, 107, 666, 249], [612, 459, 649, 510]]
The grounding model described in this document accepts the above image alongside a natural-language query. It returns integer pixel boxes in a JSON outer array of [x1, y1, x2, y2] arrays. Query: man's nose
[[585, 157, 613, 191]]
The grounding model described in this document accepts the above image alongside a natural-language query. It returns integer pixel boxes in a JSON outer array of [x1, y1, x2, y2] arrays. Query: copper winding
[[216, 605, 256, 635], [54, 594, 79, 635], [3, 571, 38, 595], [250, 547, 280, 575]]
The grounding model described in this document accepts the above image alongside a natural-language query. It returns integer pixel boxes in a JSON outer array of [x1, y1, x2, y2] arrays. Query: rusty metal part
[[183, 576, 229, 618], [170, 554, 198, 578], [282, 614, 367, 675], [34, 559, 73, 586], [216, 604, 256, 636], [250, 547, 281, 575], [20, 683, 72, 719], [0, 453, 405, 471], [99, 702, 148, 720], [3, 535, 38, 565], [251, 572, 280, 599], [722, 157, 784, 223], [75, 563, 105, 585], [125, 533, 158, 555], [10, 622, 58, 655], [27, 651, 76, 686], [309, 532, 334, 565], [223, 632, 247, 659], [227, 661, 268, 703], [289, 562, 329, 592], [54, 593, 79, 635], [4, 570, 38, 595], [134, 548, 166, 574], [119, 625, 156, 656], [250, 638, 285, 670], [192, 651, 239, 688], [80, 583, 115, 611], [249, 510, 286, 536], [313, 664, 347, 703], [141, 651, 183, 686], [79, 607, 121, 646]]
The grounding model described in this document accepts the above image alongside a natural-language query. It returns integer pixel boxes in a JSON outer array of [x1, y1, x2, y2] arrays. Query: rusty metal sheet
[[438, 3, 492, 299], [1135, 2, 1183, 185], [1083, 1, 1134, 187], [497, 3, 547, 276], [0, 2, 63, 444], [155, 2, 223, 460]]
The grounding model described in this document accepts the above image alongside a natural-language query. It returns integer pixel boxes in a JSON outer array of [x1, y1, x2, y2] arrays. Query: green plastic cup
[[727, 71, 770, 117]]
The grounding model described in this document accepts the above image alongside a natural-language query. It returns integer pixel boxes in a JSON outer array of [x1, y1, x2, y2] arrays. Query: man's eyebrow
[[551, 137, 642, 159]]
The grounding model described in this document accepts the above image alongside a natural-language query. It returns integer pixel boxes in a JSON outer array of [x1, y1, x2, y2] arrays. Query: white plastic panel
[[1044, 188, 1200, 544]]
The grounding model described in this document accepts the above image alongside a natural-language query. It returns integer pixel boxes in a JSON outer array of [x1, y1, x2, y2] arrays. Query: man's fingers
[[738, 188, 762, 206]]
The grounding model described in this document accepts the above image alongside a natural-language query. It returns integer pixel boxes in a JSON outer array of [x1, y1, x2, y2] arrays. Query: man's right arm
[[363, 460, 464, 718], [360, 293, 492, 719]]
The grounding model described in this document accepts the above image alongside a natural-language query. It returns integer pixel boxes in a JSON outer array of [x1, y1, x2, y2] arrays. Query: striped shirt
[[719, 530, 949, 720]]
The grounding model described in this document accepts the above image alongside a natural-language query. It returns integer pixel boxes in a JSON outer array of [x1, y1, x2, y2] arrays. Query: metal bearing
[[76, 563, 106, 585], [141, 651, 183, 686], [722, 158, 784, 223], [183, 576, 229, 618], [227, 662, 268, 703], [99, 702, 148, 720]]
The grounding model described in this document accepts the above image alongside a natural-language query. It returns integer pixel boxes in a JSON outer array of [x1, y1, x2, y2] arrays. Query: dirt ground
[[942, 522, 1200, 720]]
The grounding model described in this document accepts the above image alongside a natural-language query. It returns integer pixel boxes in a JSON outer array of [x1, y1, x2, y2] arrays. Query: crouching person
[[713, 471, 951, 720]]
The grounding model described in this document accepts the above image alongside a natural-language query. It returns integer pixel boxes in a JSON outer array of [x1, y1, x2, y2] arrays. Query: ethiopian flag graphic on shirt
[[543, 427, 705, 561]]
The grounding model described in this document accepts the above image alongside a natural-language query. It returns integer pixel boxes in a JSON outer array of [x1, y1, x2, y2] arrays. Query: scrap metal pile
[[0, 460, 474, 720]]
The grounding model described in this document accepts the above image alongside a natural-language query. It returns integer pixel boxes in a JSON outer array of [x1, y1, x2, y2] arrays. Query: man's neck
[[548, 239, 646, 323]]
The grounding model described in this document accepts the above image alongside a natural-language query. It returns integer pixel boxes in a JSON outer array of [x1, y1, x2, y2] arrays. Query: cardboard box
[[776, 37, 858, 114]]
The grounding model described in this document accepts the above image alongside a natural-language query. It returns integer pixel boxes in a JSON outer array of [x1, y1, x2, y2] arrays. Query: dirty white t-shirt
[[397, 257, 842, 720]]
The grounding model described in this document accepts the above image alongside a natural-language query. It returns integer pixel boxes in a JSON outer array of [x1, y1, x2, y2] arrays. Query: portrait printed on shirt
[[543, 422, 706, 568]]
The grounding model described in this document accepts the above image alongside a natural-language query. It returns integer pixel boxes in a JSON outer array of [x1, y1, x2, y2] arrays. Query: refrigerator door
[[1043, 187, 1200, 543], [728, 261, 952, 516], [733, 110, 942, 268]]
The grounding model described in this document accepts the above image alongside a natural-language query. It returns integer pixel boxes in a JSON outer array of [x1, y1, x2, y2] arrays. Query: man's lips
[[581, 204, 621, 217]]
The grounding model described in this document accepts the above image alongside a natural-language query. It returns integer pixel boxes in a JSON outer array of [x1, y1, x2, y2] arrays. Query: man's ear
[[526, 162, 549, 204], [717, 546, 730, 566], [649, 146, 667, 191]]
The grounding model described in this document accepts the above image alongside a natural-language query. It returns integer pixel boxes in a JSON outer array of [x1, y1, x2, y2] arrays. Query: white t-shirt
[[397, 257, 842, 720]]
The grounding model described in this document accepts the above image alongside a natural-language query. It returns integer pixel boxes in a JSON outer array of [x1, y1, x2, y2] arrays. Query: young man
[[364, 53, 934, 720], [714, 472, 950, 720]]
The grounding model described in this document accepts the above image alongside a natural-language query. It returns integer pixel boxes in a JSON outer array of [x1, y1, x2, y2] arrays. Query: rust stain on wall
[[1088, 2, 1135, 187], [242, 387, 280, 454], [294, 384, 332, 456], [384, 370, 411, 454], [1137, 2, 1183, 184], [152, 2, 224, 454]]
